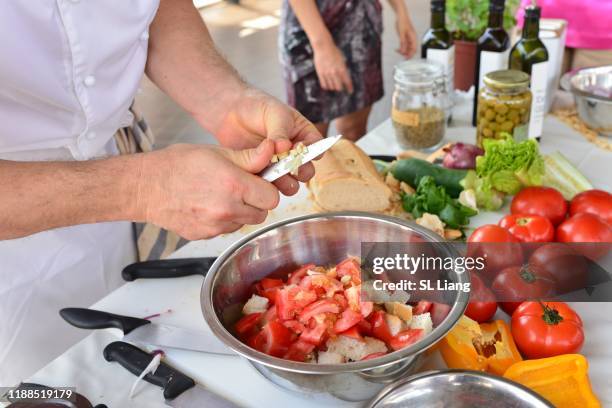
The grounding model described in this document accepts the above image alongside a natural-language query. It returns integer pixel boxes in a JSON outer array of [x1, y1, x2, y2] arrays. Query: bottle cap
[[490, 0, 505, 10], [431, 0, 445, 10], [525, 5, 541, 19]]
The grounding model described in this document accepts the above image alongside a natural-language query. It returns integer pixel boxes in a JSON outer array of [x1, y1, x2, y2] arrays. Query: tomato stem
[[539, 301, 563, 325], [519, 266, 536, 283]]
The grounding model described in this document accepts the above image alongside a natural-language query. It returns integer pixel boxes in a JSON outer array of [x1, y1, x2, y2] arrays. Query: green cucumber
[[391, 158, 467, 198]]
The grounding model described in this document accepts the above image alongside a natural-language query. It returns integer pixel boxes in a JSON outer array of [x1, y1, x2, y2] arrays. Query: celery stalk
[[541, 151, 593, 200]]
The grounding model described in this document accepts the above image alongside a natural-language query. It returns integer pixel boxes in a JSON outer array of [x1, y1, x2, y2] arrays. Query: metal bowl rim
[[201, 211, 469, 375], [561, 65, 612, 103], [365, 369, 554, 408]]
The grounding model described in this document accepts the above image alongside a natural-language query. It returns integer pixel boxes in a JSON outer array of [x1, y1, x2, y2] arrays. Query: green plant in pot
[[447, 0, 519, 90]]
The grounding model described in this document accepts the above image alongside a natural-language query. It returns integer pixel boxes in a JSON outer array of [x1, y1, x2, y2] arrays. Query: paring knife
[[122, 257, 216, 281], [259, 134, 342, 182], [104, 341, 240, 408], [60, 308, 234, 356]]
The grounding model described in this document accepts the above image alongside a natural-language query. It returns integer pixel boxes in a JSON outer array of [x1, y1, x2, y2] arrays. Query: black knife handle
[[103, 341, 195, 400], [60, 308, 150, 334], [122, 257, 216, 281]]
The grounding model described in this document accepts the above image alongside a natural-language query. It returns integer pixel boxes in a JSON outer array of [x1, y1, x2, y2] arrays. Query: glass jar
[[392, 60, 449, 151], [476, 70, 533, 147]]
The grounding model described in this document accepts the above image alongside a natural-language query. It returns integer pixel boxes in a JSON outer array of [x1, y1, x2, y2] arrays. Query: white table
[[19, 103, 612, 408]]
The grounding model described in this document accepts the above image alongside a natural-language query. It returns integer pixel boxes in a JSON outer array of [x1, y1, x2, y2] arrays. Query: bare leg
[[335, 106, 372, 141], [315, 122, 330, 138]]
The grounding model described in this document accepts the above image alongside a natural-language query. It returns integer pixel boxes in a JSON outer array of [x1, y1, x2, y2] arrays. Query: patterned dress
[[279, 0, 384, 124]]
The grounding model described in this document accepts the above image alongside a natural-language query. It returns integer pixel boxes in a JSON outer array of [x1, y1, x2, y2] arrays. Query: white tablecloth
[[15, 104, 612, 408]]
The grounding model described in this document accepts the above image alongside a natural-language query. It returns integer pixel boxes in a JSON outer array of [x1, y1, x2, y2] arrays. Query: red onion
[[442, 143, 484, 169]]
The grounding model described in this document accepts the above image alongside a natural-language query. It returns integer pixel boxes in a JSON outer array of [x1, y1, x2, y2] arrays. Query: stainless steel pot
[[561, 65, 612, 137], [202, 212, 469, 401]]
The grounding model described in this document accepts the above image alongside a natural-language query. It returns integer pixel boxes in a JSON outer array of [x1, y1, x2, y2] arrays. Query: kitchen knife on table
[[60, 308, 234, 356], [104, 341, 240, 408], [122, 257, 217, 281], [259, 134, 342, 182]]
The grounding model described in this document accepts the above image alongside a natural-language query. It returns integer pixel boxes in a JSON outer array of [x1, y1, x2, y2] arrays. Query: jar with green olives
[[476, 70, 532, 147]]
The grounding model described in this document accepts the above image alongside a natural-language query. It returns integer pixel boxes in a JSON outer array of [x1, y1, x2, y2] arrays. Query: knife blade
[[60, 308, 234, 356], [121, 257, 216, 281], [259, 134, 342, 182], [104, 341, 240, 408]]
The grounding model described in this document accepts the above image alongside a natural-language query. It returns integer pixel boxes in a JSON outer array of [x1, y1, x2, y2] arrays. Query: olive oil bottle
[[422, 0, 454, 97], [472, 0, 510, 126], [509, 5, 549, 140]]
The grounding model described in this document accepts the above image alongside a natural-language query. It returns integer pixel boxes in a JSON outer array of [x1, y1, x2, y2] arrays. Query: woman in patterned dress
[[279, 0, 418, 141]]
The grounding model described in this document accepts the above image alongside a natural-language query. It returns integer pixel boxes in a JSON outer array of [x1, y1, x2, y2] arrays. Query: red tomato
[[300, 321, 329, 346], [556, 213, 612, 260], [467, 225, 524, 282], [361, 352, 387, 360], [570, 189, 612, 225], [511, 187, 568, 226], [413, 301, 433, 315], [276, 286, 317, 320], [284, 340, 315, 362], [499, 214, 554, 243], [333, 293, 349, 309], [491, 265, 556, 315], [356, 319, 373, 337], [246, 331, 265, 352], [388, 329, 424, 351], [336, 258, 361, 285], [234, 313, 262, 337], [465, 272, 497, 323], [430, 302, 451, 326], [512, 301, 584, 359], [287, 264, 316, 285], [282, 319, 306, 333], [298, 299, 340, 323], [338, 326, 364, 341], [334, 308, 363, 332], [528, 243, 589, 294], [261, 321, 293, 357], [255, 278, 284, 303], [369, 311, 393, 343]]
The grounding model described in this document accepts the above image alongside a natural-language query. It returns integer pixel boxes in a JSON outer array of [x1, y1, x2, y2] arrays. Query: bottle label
[[478, 49, 510, 89], [528, 61, 548, 139], [392, 108, 419, 127], [426, 45, 455, 92]]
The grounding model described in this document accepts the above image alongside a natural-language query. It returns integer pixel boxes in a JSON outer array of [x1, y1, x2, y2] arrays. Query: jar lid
[[394, 60, 445, 89], [483, 69, 530, 90]]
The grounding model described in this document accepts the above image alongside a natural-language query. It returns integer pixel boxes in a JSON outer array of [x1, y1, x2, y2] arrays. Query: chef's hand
[[395, 12, 417, 58], [139, 140, 280, 240], [312, 41, 354, 94], [212, 88, 323, 196]]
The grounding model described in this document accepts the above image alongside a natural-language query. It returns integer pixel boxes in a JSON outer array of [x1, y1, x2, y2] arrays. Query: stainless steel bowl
[[202, 212, 469, 401], [561, 65, 612, 136], [367, 370, 553, 407]]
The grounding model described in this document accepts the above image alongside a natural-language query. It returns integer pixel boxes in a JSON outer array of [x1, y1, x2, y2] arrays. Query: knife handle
[[60, 308, 150, 335], [103, 341, 195, 400], [122, 257, 216, 281]]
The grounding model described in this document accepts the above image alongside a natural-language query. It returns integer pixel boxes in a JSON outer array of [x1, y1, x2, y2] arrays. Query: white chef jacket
[[0, 0, 159, 386]]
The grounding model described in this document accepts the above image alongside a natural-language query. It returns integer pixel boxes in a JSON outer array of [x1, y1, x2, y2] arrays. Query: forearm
[[386, 0, 409, 18], [0, 156, 142, 240], [287, 0, 334, 50], [146, 0, 246, 134]]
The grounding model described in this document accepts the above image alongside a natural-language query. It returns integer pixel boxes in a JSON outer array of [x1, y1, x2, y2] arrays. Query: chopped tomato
[[255, 278, 284, 303], [288, 264, 316, 285], [356, 319, 373, 337], [298, 299, 340, 323], [282, 319, 306, 333], [369, 311, 393, 343], [413, 301, 433, 315], [276, 286, 317, 320], [300, 321, 329, 345], [338, 326, 364, 342], [388, 329, 424, 351], [300, 274, 344, 295], [334, 308, 363, 332], [333, 294, 349, 309], [284, 340, 316, 362], [336, 258, 361, 285], [261, 305, 277, 324], [246, 330, 265, 352], [361, 352, 387, 360], [234, 313, 262, 337], [261, 321, 293, 357], [345, 286, 360, 310], [360, 301, 374, 318]]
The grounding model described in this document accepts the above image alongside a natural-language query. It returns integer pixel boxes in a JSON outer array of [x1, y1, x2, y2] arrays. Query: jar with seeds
[[391, 60, 449, 151]]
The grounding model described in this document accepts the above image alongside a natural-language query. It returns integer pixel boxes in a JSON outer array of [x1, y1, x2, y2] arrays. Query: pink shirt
[[517, 0, 612, 50]]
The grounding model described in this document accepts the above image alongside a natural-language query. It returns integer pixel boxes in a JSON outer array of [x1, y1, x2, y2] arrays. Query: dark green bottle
[[422, 0, 454, 121], [509, 5, 549, 139], [472, 0, 510, 126]]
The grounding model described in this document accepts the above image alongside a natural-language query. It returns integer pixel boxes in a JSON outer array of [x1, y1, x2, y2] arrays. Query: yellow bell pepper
[[504, 354, 600, 408], [439, 316, 522, 375]]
